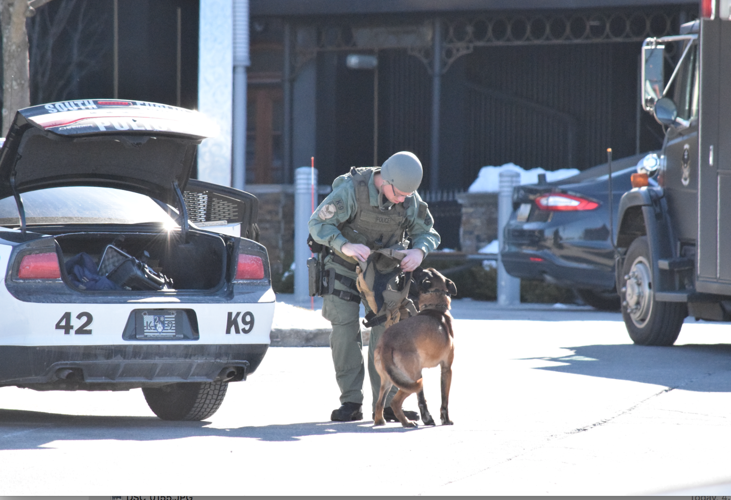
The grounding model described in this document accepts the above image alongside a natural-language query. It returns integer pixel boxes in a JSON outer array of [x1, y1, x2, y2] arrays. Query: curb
[[270, 328, 371, 347]]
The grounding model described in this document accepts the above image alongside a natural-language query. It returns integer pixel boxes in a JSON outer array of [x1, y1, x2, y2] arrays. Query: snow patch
[[468, 163, 580, 193]]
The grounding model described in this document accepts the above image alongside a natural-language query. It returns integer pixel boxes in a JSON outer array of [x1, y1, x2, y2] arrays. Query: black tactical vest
[[335, 167, 411, 263]]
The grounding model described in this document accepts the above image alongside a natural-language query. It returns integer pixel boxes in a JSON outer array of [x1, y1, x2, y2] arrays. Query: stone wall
[[456, 192, 499, 254], [246, 185, 295, 276]]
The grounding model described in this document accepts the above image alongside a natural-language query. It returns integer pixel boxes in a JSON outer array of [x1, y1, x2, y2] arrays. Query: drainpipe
[[232, 0, 250, 190]]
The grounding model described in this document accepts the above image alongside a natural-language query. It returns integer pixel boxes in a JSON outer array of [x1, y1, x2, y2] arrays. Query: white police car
[[0, 100, 275, 420]]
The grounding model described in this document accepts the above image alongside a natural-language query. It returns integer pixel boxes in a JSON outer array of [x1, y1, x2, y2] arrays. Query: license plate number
[[516, 203, 531, 222], [140, 311, 177, 338]]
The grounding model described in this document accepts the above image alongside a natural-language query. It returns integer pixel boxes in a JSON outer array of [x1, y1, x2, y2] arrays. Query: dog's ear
[[447, 279, 457, 296], [412, 267, 425, 281]]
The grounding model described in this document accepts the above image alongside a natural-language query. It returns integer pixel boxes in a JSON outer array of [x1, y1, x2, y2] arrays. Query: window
[[674, 42, 699, 121]]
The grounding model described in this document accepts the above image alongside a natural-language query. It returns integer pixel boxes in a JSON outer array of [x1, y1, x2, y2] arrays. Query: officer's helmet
[[381, 151, 423, 194]]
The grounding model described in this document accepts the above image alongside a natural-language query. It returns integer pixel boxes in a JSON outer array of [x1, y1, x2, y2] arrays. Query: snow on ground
[[468, 162, 579, 193]]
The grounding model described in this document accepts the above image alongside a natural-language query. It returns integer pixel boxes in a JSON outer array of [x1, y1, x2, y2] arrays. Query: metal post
[[295, 166, 317, 303], [232, 0, 250, 190], [113, 0, 118, 98], [430, 17, 442, 191], [373, 50, 379, 166], [283, 22, 292, 184], [498, 170, 521, 306]]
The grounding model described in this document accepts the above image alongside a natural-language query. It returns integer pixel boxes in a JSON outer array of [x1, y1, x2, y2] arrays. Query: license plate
[[139, 310, 178, 338], [516, 203, 532, 222]]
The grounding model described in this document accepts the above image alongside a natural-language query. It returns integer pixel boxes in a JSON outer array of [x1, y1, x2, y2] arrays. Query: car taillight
[[535, 193, 599, 211], [236, 254, 265, 280], [17, 252, 61, 280]]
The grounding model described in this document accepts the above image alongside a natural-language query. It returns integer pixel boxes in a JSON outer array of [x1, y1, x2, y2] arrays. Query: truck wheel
[[143, 381, 228, 421], [620, 236, 685, 346], [576, 288, 621, 311]]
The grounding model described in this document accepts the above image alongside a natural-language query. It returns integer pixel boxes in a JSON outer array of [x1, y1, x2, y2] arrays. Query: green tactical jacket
[[308, 167, 441, 262]]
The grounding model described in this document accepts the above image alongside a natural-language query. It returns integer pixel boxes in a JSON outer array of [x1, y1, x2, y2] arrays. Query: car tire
[[620, 236, 686, 346], [575, 288, 621, 311], [142, 381, 228, 421]]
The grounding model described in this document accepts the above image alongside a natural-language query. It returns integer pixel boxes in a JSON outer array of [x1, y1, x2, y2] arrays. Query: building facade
[[247, 0, 697, 192]]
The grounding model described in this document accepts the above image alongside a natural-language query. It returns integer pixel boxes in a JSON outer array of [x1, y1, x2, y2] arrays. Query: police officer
[[308, 151, 441, 422]]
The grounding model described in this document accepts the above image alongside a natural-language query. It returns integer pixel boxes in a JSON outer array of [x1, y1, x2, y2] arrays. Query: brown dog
[[373, 267, 457, 427]]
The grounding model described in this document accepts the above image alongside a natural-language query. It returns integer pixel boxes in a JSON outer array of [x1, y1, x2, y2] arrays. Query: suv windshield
[[0, 186, 177, 227]]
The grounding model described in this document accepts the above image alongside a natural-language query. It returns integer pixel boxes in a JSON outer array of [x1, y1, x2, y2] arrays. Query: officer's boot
[[330, 402, 363, 422]]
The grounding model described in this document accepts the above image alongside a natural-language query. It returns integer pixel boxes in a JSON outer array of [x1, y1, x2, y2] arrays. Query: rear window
[[0, 186, 177, 226]]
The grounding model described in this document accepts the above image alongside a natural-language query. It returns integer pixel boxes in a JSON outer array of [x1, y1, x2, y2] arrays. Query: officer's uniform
[[308, 167, 441, 412]]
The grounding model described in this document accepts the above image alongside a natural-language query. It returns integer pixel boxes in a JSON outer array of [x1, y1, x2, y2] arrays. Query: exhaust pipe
[[55, 368, 83, 381], [218, 362, 249, 382]]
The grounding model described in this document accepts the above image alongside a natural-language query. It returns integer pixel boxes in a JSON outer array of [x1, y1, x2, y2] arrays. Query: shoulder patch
[[417, 201, 428, 220], [318, 204, 337, 220], [334, 199, 345, 212]]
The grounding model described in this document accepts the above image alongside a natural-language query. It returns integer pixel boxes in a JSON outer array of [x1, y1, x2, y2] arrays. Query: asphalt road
[[1, 305, 731, 496]]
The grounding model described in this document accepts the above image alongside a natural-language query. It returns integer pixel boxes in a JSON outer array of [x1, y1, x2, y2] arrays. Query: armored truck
[[616, 0, 731, 345]]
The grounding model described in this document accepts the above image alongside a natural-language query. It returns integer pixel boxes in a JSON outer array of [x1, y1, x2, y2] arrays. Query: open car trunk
[[54, 229, 229, 292]]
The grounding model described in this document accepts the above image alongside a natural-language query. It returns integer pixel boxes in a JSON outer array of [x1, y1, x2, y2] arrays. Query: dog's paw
[[423, 415, 436, 426], [441, 419, 454, 425], [402, 420, 418, 428], [373, 419, 386, 426]]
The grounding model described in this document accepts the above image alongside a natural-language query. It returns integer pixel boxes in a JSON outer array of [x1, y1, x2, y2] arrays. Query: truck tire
[[143, 381, 228, 421], [576, 288, 621, 311], [620, 236, 685, 346]]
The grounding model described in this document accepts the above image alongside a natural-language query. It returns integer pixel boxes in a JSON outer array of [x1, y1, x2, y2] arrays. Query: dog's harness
[[356, 248, 417, 329]]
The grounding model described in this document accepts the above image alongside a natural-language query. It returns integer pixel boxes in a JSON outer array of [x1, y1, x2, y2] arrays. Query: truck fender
[[614, 187, 677, 293]]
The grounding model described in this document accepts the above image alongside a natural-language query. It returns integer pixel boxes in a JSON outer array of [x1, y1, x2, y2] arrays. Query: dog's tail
[[384, 348, 421, 392]]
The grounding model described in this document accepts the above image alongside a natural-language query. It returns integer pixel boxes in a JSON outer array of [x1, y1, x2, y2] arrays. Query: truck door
[[697, 15, 731, 292]]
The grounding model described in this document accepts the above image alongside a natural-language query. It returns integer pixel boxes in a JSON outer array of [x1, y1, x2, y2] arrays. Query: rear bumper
[[0, 344, 268, 390], [501, 249, 615, 290]]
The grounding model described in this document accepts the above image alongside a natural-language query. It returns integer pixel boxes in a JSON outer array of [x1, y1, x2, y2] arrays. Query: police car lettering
[[55, 312, 93, 335], [133, 101, 177, 111], [44, 100, 97, 114], [226, 311, 255, 334], [95, 119, 167, 132]]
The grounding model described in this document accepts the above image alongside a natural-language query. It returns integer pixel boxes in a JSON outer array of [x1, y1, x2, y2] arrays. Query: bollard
[[498, 170, 521, 306], [294, 166, 317, 304]]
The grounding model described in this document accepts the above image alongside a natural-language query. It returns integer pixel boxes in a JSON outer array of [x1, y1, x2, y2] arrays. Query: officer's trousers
[[321, 259, 397, 412]]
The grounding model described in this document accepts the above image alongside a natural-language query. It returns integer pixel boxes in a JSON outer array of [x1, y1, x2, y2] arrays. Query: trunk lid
[[0, 99, 217, 206]]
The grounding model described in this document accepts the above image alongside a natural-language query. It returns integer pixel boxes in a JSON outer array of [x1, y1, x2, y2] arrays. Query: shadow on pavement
[[0, 410, 431, 450], [527, 343, 731, 391]]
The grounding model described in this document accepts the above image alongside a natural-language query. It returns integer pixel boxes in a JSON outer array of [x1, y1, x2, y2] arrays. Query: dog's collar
[[419, 302, 450, 312]]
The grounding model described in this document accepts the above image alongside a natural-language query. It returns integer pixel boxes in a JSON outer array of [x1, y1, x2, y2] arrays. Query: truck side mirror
[[642, 42, 665, 112], [653, 97, 679, 127]]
